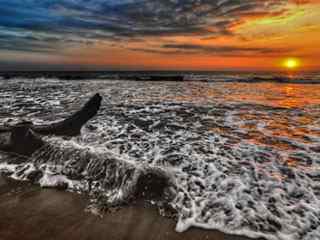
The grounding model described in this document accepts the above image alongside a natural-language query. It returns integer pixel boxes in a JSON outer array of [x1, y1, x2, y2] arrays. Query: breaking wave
[[1, 71, 320, 84]]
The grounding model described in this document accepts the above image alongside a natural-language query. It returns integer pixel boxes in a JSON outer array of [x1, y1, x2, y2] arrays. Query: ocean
[[0, 72, 320, 240]]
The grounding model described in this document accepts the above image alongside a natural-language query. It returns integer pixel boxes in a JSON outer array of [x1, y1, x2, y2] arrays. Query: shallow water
[[1, 77, 320, 240]]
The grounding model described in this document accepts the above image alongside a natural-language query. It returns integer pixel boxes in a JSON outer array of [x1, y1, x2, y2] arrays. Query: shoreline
[[0, 176, 258, 240]]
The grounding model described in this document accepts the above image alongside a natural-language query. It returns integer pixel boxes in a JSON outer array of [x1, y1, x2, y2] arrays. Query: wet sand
[[0, 176, 257, 240]]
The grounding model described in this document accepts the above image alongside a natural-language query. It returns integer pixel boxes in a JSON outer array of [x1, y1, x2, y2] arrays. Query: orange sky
[[90, 1, 320, 71], [1, 0, 319, 71]]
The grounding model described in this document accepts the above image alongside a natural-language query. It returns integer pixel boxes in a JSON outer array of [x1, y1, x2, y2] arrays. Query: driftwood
[[32, 93, 102, 136], [0, 92, 175, 205], [0, 93, 102, 156]]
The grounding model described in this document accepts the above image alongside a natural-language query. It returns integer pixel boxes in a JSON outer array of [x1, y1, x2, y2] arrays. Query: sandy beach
[[0, 176, 257, 240]]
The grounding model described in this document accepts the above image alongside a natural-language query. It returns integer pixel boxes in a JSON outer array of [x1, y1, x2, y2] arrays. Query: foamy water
[[1, 76, 320, 240]]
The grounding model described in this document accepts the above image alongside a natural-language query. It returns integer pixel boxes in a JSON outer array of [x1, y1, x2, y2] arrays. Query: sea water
[[1, 73, 320, 240]]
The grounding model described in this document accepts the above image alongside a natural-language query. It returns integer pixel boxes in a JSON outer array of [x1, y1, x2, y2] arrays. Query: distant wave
[[185, 73, 320, 84], [1, 71, 320, 83]]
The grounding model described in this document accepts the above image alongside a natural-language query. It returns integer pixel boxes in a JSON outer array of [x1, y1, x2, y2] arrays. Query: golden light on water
[[283, 58, 301, 70]]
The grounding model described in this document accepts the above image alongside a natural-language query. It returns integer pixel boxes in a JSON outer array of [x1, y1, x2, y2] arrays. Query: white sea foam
[[0, 162, 18, 174], [1, 78, 320, 240]]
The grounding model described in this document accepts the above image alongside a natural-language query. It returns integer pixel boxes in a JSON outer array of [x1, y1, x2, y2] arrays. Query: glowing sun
[[283, 58, 301, 70]]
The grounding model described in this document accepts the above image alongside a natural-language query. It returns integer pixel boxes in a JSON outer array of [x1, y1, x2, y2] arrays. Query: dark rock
[[135, 170, 173, 201], [26, 170, 43, 183], [56, 182, 69, 191], [0, 123, 44, 156]]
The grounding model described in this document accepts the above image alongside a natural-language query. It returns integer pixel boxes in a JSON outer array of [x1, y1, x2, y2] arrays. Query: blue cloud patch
[[0, 0, 291, 53]]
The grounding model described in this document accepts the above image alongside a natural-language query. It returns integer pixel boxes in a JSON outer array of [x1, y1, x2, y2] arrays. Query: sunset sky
[[0, 0, 319, 71]]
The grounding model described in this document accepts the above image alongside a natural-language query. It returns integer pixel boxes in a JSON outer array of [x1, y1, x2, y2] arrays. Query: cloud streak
[[129, 43, 292, 57], [161, 43, 292, 56], [0, 0, 302, 52]]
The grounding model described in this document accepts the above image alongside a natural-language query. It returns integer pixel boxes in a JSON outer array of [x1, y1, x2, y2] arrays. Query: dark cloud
[[130, 43, 292, 57], [0, 0, 298, 53]]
